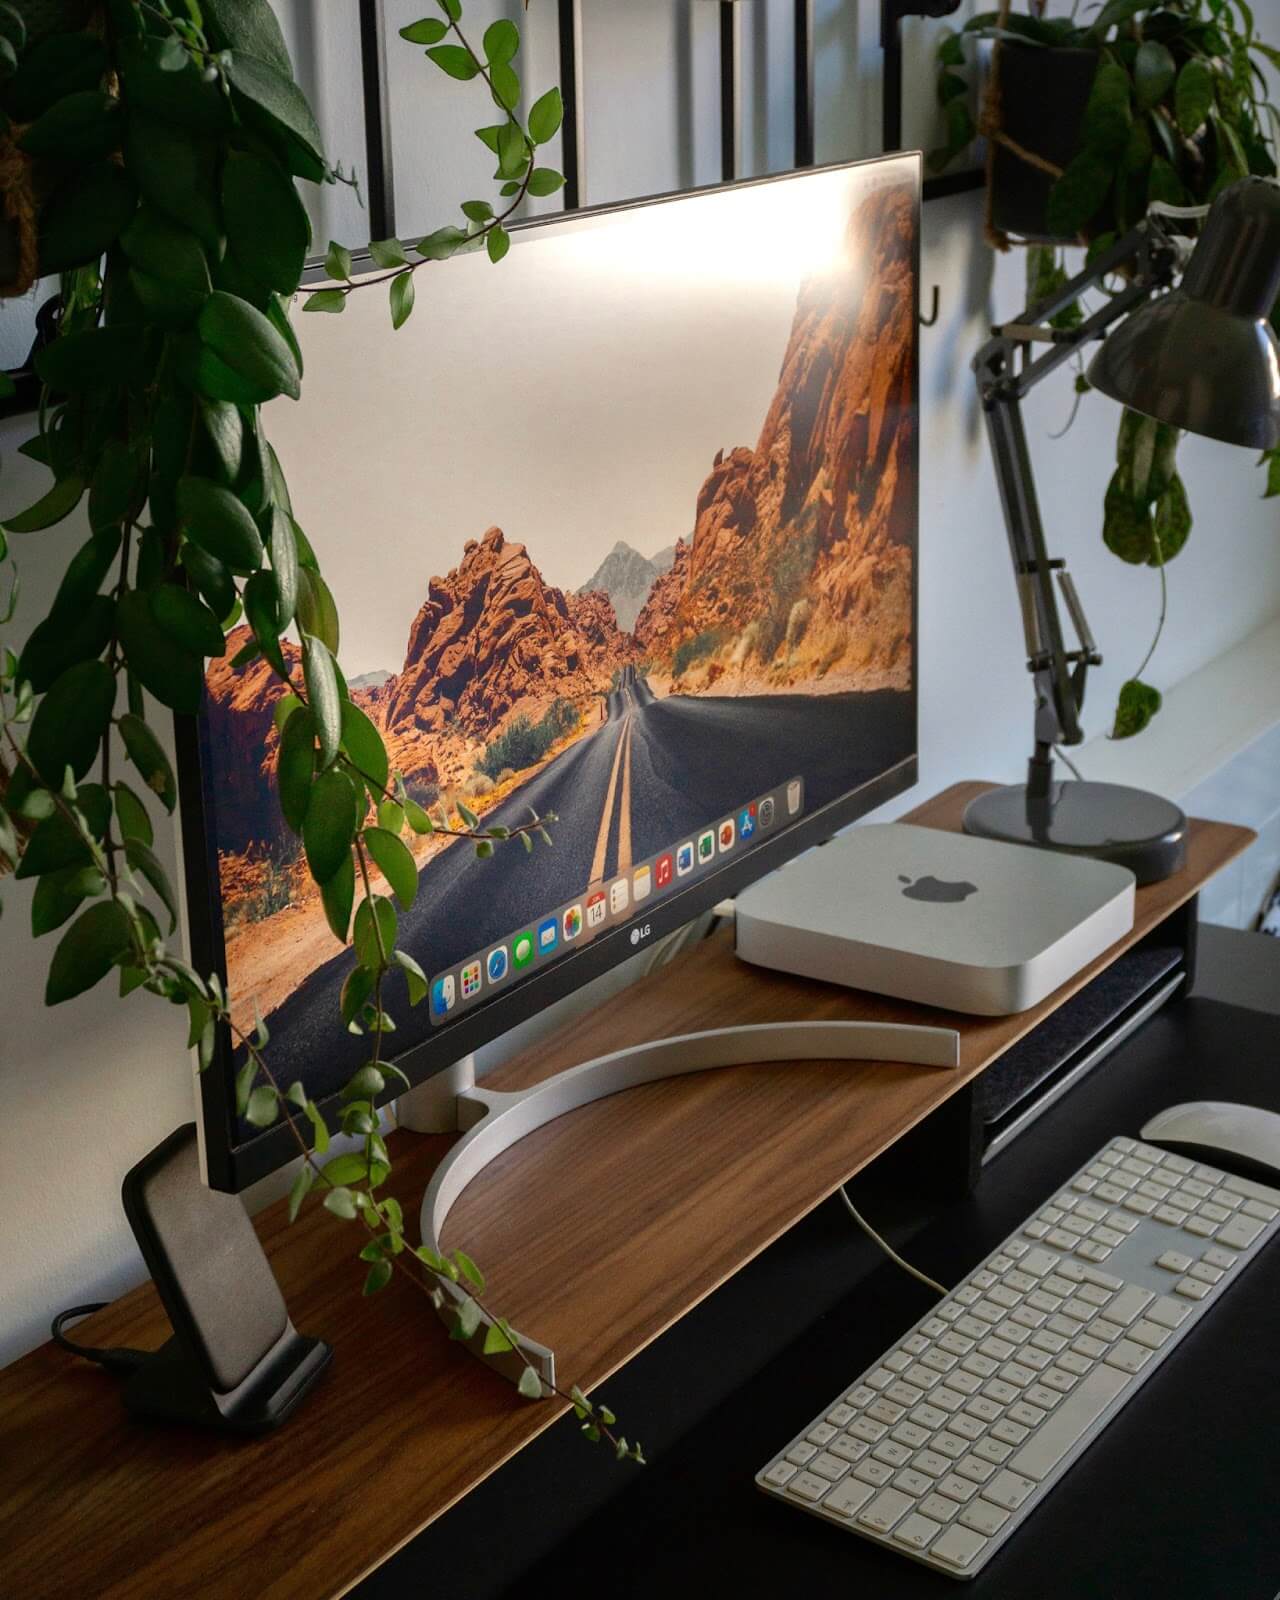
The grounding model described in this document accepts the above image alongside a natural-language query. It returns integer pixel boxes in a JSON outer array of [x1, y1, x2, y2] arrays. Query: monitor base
[[404, 1019, 961, 1397], [963, 779, 1188, 886]]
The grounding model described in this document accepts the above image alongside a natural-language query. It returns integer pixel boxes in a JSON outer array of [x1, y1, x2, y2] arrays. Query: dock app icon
[[431, 974, 456, 1016]]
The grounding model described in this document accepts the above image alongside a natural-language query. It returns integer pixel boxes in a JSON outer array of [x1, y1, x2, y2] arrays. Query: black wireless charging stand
[[119, 1124, 331, 1434]]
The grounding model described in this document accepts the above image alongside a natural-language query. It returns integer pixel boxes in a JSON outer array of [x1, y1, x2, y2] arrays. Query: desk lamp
[[964, 177, 1280, 883]]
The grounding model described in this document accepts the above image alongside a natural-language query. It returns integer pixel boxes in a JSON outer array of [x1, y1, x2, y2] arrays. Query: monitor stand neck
[[395, 1019, 961, 1398]]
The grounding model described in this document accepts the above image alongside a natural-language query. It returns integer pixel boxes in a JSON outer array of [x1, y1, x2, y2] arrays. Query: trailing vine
[[0, 0, 639, 1462]]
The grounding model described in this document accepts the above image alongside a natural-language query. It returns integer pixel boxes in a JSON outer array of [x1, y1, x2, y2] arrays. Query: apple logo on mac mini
[[898, 873, 978, 904]]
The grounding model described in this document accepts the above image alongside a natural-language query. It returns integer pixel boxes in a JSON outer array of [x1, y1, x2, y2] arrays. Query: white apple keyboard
[[757, 1135, 1280, 1578]]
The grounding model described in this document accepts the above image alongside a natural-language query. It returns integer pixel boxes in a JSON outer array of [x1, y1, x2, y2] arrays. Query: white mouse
[[1141, 1101, 1280, 1186]]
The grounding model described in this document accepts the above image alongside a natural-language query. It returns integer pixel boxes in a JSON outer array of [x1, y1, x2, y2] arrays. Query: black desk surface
[[356, 987, 1280, 1600]]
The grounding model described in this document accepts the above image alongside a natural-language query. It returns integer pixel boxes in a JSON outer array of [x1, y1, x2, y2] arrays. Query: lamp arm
[[972, 221, 1179, 786]]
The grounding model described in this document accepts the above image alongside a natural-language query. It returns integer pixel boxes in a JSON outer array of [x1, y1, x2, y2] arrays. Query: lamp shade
[[1087, 178, 1280, 450]]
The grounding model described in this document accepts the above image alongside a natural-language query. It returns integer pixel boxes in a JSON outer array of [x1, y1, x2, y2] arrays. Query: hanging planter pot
[[985, 41, 1102, 244]]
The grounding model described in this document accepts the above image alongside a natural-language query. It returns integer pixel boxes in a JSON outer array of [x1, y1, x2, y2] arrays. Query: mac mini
[[734, 824, 1136, 1015]]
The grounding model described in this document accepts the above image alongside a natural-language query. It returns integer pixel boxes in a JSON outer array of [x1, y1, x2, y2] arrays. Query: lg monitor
[[179, 152, 921, 1191]]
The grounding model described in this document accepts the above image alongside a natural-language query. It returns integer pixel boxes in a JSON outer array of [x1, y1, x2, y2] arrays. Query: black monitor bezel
[[178, 151, 922, 1192]]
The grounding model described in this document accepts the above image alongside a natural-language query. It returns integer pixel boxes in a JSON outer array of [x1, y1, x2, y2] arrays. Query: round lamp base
[[963, 780, 1188, 886]]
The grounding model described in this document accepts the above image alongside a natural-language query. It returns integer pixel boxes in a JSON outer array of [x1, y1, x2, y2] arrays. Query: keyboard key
[[856, 1487, 914, 1533], [809, 1451, 848, 1480], [1000, 1361, 1036, 1387], [950, 1413, 985, 1442], [867, 1399, 906, 1426], [1153, 1205, 1188, 1227], [996, 1319, 1031, 1347], [891, 1421, 930, 1450], [866, 1367, 895, 1389], [893, 1468, 935, 1499], [984, 1467, 1037, 1509], [962, 1352, 998, 1379], [853, 1458, 895, 1487], [1010, 1366, 1128, 1480], [807, 1421, 838, 1445], [1107, 1285, 1154, 1325], [960, 1497, 1011, 1536], [903, 1333, 929, 1355], [988, 1284, 1021, 1310], [1198, 1202, 1231, 1224], [931, 1524, 988, 1569], [1004, 1269, 1037, 1294], [894, 1511, 942, 1551], [1184, 1216, 1217, 1239], [1074, 1199, 1108, 1223], [847, 1385, 875, 1407], [1094, 1182, 1127, 1203], [1045, 1229, 1077, 1251], [823, 1476, 876, 1518], [1189, 1260, 1223, 1286], [1072, 1334, 1105, 1360], [786, 1470, 831, 1501], [872, 1439, 913, 1468], [1020, 1248, 1061, 1277], [1123, 1195, 1156, 1217], [1128, 1319, 1170, 1351], [827, 1403, 854, 1428], [955, 1454, 996, 1484], [1025, 1384, 1063, 1412], [763, 1460, 797, 1487], [1175, 1276, 1209, 1301], [910, 1403, 946, 1430], [1031, 1328, 1067, 1355], [974, 1436, 1013, 1464], [884, 1350, 912, 1373], [978, 1336, 1015, 1362], [1146, 1295, 1191, 1330], [934, 1432, 968, 1459], [967, 1395, 1004, 1422], [1076, 1283, 1112, 1308], [1209, 1188, 1240, 1212], [949, 1369, 983, 1395], [885, 1381, 924, 1408], [829, 1434, 868, 1463], [939, 1330, 974, 1358], [1181, 1178, 1212, 1199], [920, 1492, 959, 1523], [849, 1417, 886, 1444], [1104, 1339, 1151, 1376], [970, 1269, 997, 1291], [1010, 1304, 1047, 1330], [992, 1418, 1030, 1447], [1018, 1346, 1053, 1372], [1082, 1266, 1124, 1291], [1008, 1401, 1046, 1429], [922, 1317, 947, 1338], [786, 1442, 817, 1466], [920, 1348, 958, 1374], [954, 1314, 988, 1341], [931, 1386, 966, 1413], [1203, 1246, 1238, 1271], [1217, 1215, 1265, 1250], [914, 1450, 952, 1480], [905, 1363, 942, 1390], [1041, 1366, 1078, 1394], [1223, 1174, 1280, 1205], [1156, 1249, 1192, 1273], [1057, 1350, 1092, 1376]]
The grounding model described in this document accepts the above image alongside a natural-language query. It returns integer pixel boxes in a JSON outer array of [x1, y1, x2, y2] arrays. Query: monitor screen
[[182, 153, 920, 1190]]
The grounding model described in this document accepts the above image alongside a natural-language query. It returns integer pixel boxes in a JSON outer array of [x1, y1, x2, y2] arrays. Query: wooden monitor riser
[[0, 784, 1252, 1600]]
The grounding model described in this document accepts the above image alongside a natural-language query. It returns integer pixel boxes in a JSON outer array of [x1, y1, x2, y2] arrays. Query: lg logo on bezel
[[630, 924, 652, 945]]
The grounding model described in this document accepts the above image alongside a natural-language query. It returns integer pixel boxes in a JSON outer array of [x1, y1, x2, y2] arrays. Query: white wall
[[3, 1, 1279, 1367]]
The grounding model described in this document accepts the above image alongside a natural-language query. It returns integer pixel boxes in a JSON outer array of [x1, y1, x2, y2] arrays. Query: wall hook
[[920, 285, 941, 327]]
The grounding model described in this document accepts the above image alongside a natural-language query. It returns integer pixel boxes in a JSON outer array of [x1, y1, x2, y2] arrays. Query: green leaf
[[302, 634, 342, 768], [276, 707, 315, 835], [304, 1097, 331, 1154], [224, 50, 328, 182], [394, 948, 428, 1005], [517, 1365, 544, 1399], [403, 795, 434, 835], [303, 288, 345, 314], [150, 583, 227, 659], [1263, 448, 1280, 500], [321, 1151, 370, 1187], [321, 851, 355, 941], [243, 570, 288, 675], [246, 1084, 279, 1127], [287, 1163, 313, 1222], [120, 205, 209, 305], [483, 19, 519, 63], [123, 111, 220, 252], [303, 767, 359, 883], [456, 800, 479, 829], [343, 1062, 385, 1100], [116, 589, 203, 715], [1134, 40, 1177, 111], [461, 199, 492, 222], [222, 149, 310, 297], [1046, 150, 1113, 239], [1111, 677, 1162, 739], [113, 781, 153, 847], [324, 239, 353, 280], [490, 61, 519, 112], [3, 473, 86, 533], [1175, 57, 1214, 134], [487, 225, 511, 264], [177, 475, 265, 574], [353, 893, 397, 970], [20, 88, 119, 160], [340, 965, 375, 1027], [377, 798, 405, 834], [38, 160, 138, 275], [31, 865, 106, 937], [400, 17, 448, 45], [45, 900, 133, 1004], [426, 44, 478, 79], [389, 272, 415, 330], [14, 785, 110, 880], [266, 508, 299, 629], [1152, 473, 1191, 563], [482, 1321, 515, 1355], [197, 291, 301, 404], [119, 713, 177, 811], [124, 836, 178, 931], [364, 826, 418, 909], [340, 700, 389, 790], [26, 660, 116, 786], [1079, 60, 1131, 158], [201, 0, 293, 73], [296, 567, 340, 656], [526, 167, 564, 197], [323, 1186, 358, 1220], [363, 1259, 393, 1295], [235, 1058, 256, 1117], [179, 544, 236, 625], [528, 86, 563, 145], [368, 236, 409, 268], [451, 1296, 482, 1340], [415, 225, 468, 261], [496, 120, 526, 179], [453, 1249, 485, 1291]]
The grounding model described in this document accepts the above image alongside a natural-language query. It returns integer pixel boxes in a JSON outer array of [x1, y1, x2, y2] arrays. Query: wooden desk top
[[0, 784, 1252, 1600]]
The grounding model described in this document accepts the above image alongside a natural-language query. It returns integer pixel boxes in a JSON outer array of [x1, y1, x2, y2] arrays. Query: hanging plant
[[0, 0, 640, 1462], [932, 0, 1280, 735]]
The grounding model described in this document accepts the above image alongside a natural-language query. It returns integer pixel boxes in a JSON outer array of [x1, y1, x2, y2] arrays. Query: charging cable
[[838, 1188, 949, 1298], [51, 1304, 146, 1377]]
